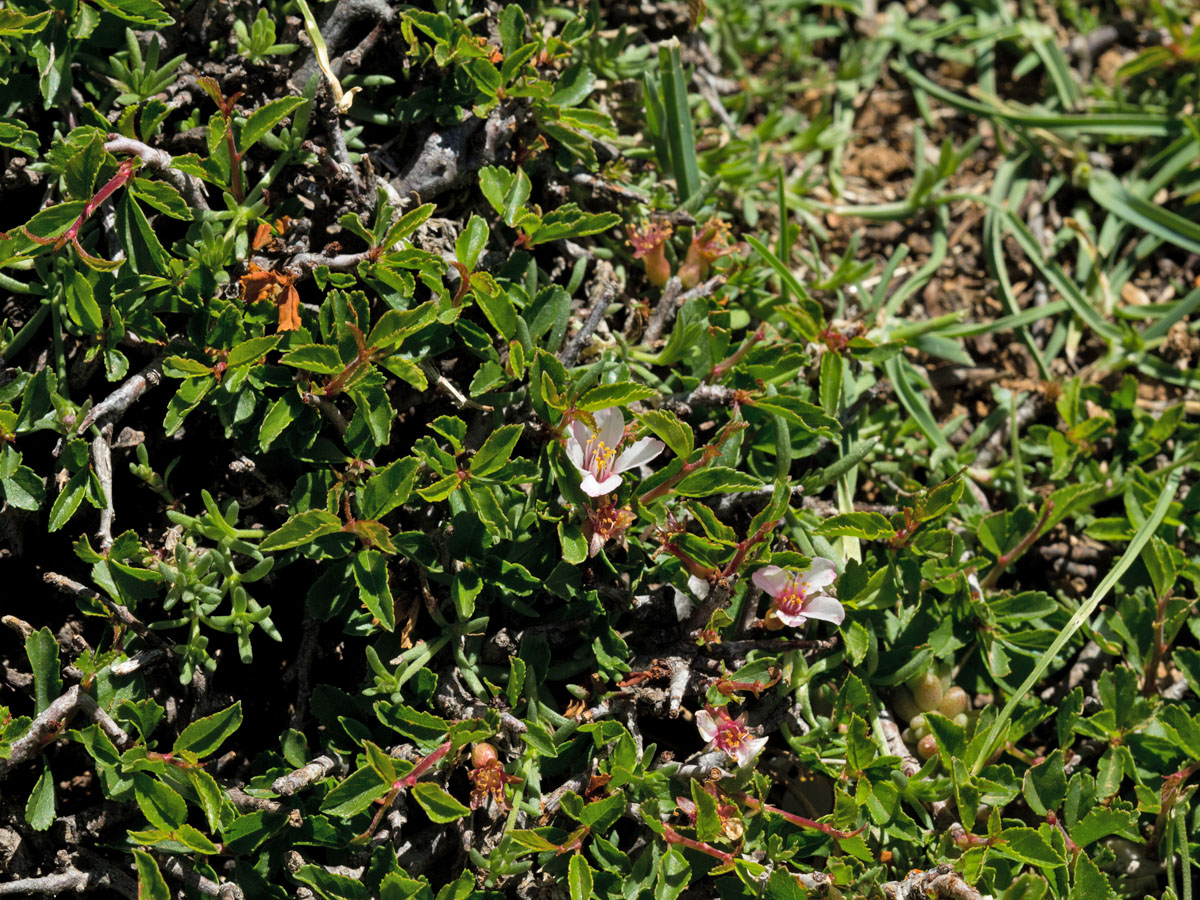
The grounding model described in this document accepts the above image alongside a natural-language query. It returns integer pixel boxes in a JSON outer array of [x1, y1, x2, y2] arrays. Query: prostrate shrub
[[1, 2, 1198, 899]]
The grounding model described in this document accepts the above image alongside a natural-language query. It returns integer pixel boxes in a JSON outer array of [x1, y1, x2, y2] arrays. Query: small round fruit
[[938, 687, 969, 717], [892, 687, 922, 723], [471, 742, 498, 769], [953, 713, 969, 728], [901, 727, 915, 744], [917, 734, 938, 760], [909, 714, 927, 733], [909, 671, 944, 711]]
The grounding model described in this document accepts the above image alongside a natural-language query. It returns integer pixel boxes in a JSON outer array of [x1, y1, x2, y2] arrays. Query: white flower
[[695, 705, 768, 769], [565, 407, 664, 498], [751, 559, 843, 628]]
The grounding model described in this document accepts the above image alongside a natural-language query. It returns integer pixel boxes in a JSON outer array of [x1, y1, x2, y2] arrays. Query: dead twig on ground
[[0, 685, 132, 779], [882, 864, 981, 900], [560, 260, 620, 367]]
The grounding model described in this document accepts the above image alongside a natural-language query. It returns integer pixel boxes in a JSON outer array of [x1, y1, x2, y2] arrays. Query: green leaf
[[227, 335, 282, 368], [0, 9, 51, 35], [239, 96, 307, 154], [48, 467, 89, 532], [525, 205, 620, 246], [1023, 749, 1066, 816], [132, 849, 170, 900], [637, 409, 693, 460], [353, 549, 395, 631], [578, 382, 659, 411], [359, 457, 420, 520], [173, 702, 242, 758], [521, 721, 559, 757], [65, 269, 103, 334], [381, 203, 435, 248], [997, 826, 1066, 868], [366, 301, 437, 350], [261, 509, 343, 551], [673, 467, 762, 497], [470, 424, 523, 477], [25, 627, 61, 716], [134, 773, 188, 830], [452, 568, 482, 620], [24, 763, 55, 831], [411, 782, 470, 823], [129, 178, 190, 220], [294, 865, 371, 900], [1071, 851, 1117, 900], [279, 344, 344, 374], [175, 823, 220, 854], [90, 0, 173, 26], [321, 766, 391, 818], [455, 215, 489, 272], [471, 273, 518, 341], [115, 191, 167, 275], [568, 853, 594, 900], [814, 512, 896, 541]]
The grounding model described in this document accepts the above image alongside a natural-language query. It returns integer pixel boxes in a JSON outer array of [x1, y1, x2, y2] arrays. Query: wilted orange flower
[[239, 263, 301, 332], [626, 222, 673, 288], [251, 217, 292, 251], [678, 219, 733, 289]]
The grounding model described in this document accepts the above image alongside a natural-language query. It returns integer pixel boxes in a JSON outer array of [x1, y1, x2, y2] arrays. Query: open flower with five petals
[[752, 558, 843, 629], [696, 705, 768, 769], [566, 407, 664, 498]]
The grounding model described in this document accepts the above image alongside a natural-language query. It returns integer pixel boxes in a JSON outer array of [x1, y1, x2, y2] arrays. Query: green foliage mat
[[1, 1, 1199, 898]]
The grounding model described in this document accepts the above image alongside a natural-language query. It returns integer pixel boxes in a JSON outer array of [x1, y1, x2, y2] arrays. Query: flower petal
[[771, 605, 809, 628], [614, 437, 664, 474], [594, 407, 625, 450], [732, 735, 768, 768], [751, 565, 790, 597], [696, 710, 718, 742], [801, 593, 845, 625], [798, 557, 838, 591], [565, 435, 585, 470], [580, 472, 623, 497]]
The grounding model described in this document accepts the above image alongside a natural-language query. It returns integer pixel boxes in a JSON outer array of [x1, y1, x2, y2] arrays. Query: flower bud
[[909, 671, 944, 711], [917, 734, 938, 760], [891, 687, 922, 723], [938, 686, 969, 717]]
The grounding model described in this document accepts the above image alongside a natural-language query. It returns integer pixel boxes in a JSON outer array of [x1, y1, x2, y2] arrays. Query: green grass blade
[[658, 39, 701, 204], [969, 463, 1184, 775], [1089, 170, 1200, 256]]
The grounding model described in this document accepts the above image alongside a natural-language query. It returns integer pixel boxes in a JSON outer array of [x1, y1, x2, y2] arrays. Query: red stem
[[708, 324, 766, 383], [737, 794, 865, 840], [639, 417, 747, 505], [978, 500, 1054, 591], [658, 822, 734, 865]]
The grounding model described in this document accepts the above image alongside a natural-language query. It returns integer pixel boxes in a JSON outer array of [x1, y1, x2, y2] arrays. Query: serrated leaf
[[470, 424, 523, 477], [321, 766, 390, 818], [814, 512, 896, 540], [227, 335, 281, 368], [673, 467, 761, 497], [637, 408, 693, 459], [132, 849, 170, 900], [998, 826, 1066, 867], [411, 782, 470, 823], [568, 853, 594, 900], [381, 202, 435, 248], [239, 96, 307, 154], [25, 627, 61, 716], [24, 763, 55, 831], [173, 702, 242, 758], [578, 382, 659, 411], [261, 509, 343, 551], [134, 773, 187, 831], [279, 344, 345, 374], [353, 549, 395, 631]]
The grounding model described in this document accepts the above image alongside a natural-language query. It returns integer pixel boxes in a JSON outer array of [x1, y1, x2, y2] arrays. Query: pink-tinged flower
[[582, 501, 636, 557], [695, 705, 768, 769], [627, 222, 673, 288], [566, 407, 664, 498], [752, 559, 843, 629]]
